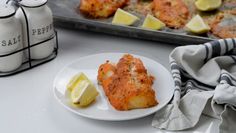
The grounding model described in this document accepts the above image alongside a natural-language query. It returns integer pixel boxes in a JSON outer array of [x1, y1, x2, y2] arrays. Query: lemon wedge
[[67, 72, 90, 92], [142, 14, 165, 30], [67, 73, 99, 106], [186, 15, 210, 34], [112, 8, 139, 26], [195, 0, 222, 11]]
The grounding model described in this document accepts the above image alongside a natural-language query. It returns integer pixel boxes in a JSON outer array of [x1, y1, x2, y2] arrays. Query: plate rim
[[53, 52, 174, 121]]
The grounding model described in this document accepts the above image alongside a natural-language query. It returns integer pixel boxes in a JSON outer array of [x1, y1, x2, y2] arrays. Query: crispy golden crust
[[210, 10, 236, 38], [98, 54, 158, 111], [124, 1, 154, 16], [97, 61, 116, 95], [79, 0, 129, 18], [152, 0, 190, 29]]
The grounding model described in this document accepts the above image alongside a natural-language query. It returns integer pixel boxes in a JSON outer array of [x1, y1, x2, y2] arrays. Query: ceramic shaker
[[0, 5, 23, 72], [16, 0, 55, 60]]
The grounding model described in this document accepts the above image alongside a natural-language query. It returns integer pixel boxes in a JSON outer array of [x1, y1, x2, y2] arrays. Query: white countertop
[[0, 27, 220, 133]]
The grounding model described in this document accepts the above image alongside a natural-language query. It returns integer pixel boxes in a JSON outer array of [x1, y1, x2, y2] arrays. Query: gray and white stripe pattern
[[171, 38, 236, 100], [153, 38, 236, 133]]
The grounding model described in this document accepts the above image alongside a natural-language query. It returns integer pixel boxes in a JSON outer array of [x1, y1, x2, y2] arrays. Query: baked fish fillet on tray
[[209, 0, 236, 38], [98, 54, 158, 111], [209, 10, 236, 38], [79, 0, 129, 18], [152, 0, 190, 29]]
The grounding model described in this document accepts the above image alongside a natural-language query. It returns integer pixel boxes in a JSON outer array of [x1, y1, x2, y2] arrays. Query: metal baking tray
[[48, 0, 214, 45]]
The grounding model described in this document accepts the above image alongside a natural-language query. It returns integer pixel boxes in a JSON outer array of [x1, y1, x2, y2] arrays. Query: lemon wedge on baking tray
[[195, 0, 222, 11], [142, 14, 165, 30], [186, 15, 210, 34], [67, 72, 99, 106], [112, 8, 139, 26]]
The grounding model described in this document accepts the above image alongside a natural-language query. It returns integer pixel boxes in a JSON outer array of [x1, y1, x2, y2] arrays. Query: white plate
[[53, 53, 174, 121]]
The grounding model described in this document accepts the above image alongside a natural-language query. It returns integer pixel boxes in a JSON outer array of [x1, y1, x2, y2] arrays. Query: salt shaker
[[0, 5, 23, 72], [15, 0, 55, 59]]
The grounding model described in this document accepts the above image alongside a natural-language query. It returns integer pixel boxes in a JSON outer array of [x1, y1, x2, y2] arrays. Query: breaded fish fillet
[[124, 0, 154, 16], [210, 10, 236, 38], [152, 0, 190, 28], [79, 0, 129, 18], [98, 54, 158, 111]]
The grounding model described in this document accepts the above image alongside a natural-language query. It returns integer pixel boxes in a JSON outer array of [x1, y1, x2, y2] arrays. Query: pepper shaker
[[16, 0, 55, 60], [0, 5, 23, 72]]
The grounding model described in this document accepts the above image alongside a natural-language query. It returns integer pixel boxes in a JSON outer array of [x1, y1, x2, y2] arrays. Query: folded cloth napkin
[[152, 39, 236, 133]]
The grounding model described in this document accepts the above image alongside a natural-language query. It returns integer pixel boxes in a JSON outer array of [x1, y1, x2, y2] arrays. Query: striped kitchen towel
[[152, 39, 236, 133]]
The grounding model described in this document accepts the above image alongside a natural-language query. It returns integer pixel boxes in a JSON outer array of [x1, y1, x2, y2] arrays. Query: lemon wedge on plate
[[112, 8, 139, 26], [186, 15, 210, 34], [195, 0, 222, 11], [142, 14, 166, 30], [67, 73, 99, 106]]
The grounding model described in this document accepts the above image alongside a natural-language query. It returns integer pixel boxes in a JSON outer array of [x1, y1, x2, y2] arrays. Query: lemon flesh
[[67, 72, 90, 92], [195, 0, 222, 11], [112, 8, 139, 26], [67, 73, 99, 106], [186, 15, 210, 34], [142, 14, 166, 30]]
